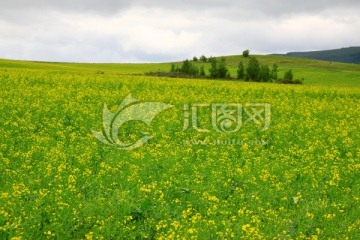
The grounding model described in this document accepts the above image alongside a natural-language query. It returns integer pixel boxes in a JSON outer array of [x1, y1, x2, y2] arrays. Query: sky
[[0, 0, 359, 63]]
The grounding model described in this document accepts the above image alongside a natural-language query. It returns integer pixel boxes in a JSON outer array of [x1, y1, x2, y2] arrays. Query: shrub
[[276, 78, 303, 84], [284, 69, 293, 80], [276, 78, 293, 84], [293, 79, 304, 84]]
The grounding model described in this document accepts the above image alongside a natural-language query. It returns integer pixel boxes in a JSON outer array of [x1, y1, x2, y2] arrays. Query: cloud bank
[[0, 0, 359, 62]]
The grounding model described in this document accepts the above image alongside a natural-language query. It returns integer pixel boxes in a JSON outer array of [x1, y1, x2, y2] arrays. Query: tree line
[[170, 57, 230, 79], [237, 57, 301, 83], [146, 51, 303, 84]]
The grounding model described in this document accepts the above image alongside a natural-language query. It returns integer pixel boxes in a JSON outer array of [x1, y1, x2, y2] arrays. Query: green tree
[[181, 59, 191, 74], [218, 57, 229, 78], [208, 57, 229, 79], [193, 56, 198, 62], [271, 63, 278, 82], [226, 72, 231, 79], [200, 55, 207, 63], [209, 58, 218, 78], [246, 57, 260, 81], [243, 49, 250, 57], [237, 61, 245, 79], [257, 65, 270, 82], [199, 65, 205, 77], [284, 69, 293, 80], [180, 59, 198, 76], [208, 56, 216, 63], [170, 63, 176, 73]]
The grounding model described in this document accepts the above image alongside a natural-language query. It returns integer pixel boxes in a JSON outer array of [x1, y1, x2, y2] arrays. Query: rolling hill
[[272, 46, 360, 64], [1, 54, 360, 88]]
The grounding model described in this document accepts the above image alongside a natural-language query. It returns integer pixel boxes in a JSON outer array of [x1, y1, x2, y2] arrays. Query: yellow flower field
[[0, 66, 359, 239]]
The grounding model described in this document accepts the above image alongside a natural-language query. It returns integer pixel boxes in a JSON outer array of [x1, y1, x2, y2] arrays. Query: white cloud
[[0, 1, 359, 62]]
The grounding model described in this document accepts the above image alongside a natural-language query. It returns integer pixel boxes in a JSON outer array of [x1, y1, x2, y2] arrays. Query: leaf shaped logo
[[91, 94, 173, 150]]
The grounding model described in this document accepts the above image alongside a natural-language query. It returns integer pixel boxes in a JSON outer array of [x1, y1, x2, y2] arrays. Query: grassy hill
[[273, 46, 360, 64], [1, 54, 360, 88]]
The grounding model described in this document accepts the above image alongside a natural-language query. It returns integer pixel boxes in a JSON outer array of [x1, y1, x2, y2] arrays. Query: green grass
[[0, 56, 359, 239], [0, 58, 172, 75], [1, 55, 360, 88], [220, 55, 360, 87]]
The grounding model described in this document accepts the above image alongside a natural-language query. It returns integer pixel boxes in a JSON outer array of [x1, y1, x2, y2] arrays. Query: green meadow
[[2, 55, 360, 87], [0, 56, 359, 239]]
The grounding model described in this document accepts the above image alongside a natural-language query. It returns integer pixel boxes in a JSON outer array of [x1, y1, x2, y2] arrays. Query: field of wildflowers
[[0, 61, 359, 239]]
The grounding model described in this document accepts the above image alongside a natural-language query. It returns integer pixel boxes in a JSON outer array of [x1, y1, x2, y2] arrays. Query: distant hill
[[272, 47, 360, 64]]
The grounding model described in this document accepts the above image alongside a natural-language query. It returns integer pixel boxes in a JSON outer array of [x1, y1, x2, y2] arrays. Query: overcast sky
[[0, 0, 359, 63]]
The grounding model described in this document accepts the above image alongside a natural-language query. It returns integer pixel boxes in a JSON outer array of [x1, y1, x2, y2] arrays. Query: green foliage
[[170, 63, 181, 76], [257, 64, 271, 82], [209, 57, 229, 79], [180, 59, 199, 76], [208, 57, 218, 79], [271, 63, 278, 82], [170, 63, 176, 73], [200, 55, 207, 63], [246, 57, 260, 81], [1, 56, 359, 87], [218, 57, 229, 78], [243, 49, 250, 57], [208, 56, 216, 65], [169, 60, 199, 77], [237, 61, 245, 79], [284, 69, 293, 80], [293, 78, 304, 84], [181, 59, 192, 75], [199, 65, 205, 77], [169, 57, 287, 82], [193, 56, 198, 62], [226, 72, 231, 79]]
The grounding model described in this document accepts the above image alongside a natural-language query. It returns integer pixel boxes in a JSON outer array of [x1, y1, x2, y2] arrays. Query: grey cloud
[[2, 0, 360, 15], [0, 0, 359, 62], [1, 0, 132, 14]]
